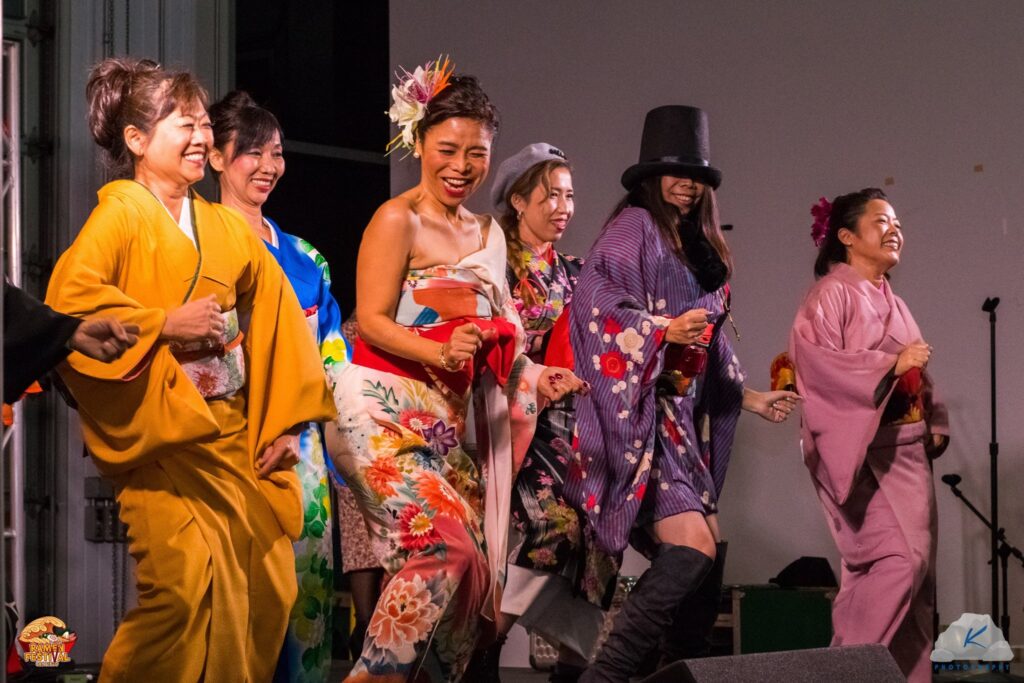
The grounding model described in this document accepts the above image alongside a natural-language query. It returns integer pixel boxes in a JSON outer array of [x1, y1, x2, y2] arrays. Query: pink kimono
[[789, 263, 948, 683]]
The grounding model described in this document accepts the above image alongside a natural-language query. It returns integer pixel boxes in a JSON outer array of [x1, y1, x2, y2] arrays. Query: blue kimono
[[265, 218, 350, 682]]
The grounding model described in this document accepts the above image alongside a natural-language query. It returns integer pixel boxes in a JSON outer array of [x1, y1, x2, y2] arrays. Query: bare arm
[[354, 201, 446, 367]]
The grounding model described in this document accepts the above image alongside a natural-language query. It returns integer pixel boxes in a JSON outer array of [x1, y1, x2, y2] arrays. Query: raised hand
[[665, 308, 710, 345], [257, 431, 301, 478], [439, 322, 496, 370], [162, 294, 224, 343], [69, 318, 141, 362], [538, 367, 588, 402], [895, 340, 931, 376]]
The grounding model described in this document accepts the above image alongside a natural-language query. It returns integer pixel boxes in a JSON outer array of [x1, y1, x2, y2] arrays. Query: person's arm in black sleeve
[[3, 280, 81, 403]]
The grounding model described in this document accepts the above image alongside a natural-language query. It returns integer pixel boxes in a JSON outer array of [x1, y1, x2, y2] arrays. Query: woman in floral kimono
[[209, 90, 350, 682], [328, 60, 583, 683], [465, 143, 618, 683], [567, 106, 798, 683], [790, 188, 948, 682]]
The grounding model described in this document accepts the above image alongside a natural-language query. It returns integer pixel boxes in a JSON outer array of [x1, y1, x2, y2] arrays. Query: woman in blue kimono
[[209, 90, 349, 682], [567, 106, 798, 683]]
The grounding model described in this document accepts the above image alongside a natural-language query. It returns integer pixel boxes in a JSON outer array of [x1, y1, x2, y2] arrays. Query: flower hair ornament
[[810, 196, 832, 247], [386, 55, 455, 156]]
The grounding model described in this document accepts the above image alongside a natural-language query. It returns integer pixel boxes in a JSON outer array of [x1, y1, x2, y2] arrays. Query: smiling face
[[210, 129, 285, 210], [840, 198, 903, 273], [415, 116, 492, 209], [512, 165, 574, 247], [660, 175, 705, 215], [129, 98, 213, 189]]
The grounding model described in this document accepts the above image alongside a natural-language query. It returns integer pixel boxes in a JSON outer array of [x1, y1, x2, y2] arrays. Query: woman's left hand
[[257, 428, 302, 477], [743, 389, 801, 423], [538, 367, 588, 402]]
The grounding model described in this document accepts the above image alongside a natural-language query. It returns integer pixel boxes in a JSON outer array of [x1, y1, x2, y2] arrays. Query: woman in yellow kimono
[[44, 57, 336, 682]]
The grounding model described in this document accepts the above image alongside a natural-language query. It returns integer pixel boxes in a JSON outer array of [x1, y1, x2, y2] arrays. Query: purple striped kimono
[[565, 207, 745, 556]]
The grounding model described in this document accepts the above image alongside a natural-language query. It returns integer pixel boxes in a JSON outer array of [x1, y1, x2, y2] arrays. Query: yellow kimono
[[45, 180, 336, 682]]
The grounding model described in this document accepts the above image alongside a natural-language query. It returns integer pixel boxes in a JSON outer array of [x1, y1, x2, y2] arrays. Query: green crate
[[730, 585, 835, 654]]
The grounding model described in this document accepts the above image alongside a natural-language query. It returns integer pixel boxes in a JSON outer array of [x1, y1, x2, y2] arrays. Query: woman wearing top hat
[[565, 106, 799, 682]]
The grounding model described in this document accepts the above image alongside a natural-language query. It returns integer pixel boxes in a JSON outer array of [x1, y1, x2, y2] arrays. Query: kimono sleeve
[[565, 208, 672, 555], [45, 198, 167, 381], [235, 225, 337, 539], [790, 280, 899, 503], [311, 253, 352, 393], [700, 320, 746, 496]]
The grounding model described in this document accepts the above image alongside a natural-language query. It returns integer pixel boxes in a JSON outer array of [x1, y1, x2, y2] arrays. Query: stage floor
[[329, 661, 549, 681], [329, 659, 1024, 681]]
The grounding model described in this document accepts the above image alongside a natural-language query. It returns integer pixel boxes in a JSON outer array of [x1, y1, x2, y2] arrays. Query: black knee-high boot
[[658, 541, 727, 666], [580, 544, 713, 683]]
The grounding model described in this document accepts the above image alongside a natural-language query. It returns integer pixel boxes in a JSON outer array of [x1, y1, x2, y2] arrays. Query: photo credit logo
[[931, 613, 1013, 673]]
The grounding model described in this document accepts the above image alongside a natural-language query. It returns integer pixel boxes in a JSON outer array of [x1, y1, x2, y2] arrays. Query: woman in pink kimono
[[328, 59, 583, 683], [789, 188, 949, 683]]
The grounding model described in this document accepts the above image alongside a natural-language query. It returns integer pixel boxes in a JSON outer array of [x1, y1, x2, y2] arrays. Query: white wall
[[391, 0, 1024, 665]]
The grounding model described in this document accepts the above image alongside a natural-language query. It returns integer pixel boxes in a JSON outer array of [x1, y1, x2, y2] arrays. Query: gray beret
[[490, 142, 568, 213]]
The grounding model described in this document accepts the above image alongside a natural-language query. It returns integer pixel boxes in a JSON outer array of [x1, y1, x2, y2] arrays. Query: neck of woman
[[516, 223, 552, 254], [220, 192, 271, 242], [135, 172, 189, 222], [847, 257, 887, 287]]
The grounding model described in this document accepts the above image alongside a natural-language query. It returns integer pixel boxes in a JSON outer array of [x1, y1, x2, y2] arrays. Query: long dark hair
[[498, 158, 571, 282], [610, 176, 732, 291], [814, 187, 888, 278]]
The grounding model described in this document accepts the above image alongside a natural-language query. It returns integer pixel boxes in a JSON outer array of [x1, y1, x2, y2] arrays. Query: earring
[[413, 150, 421, 159], [517, 211, 523, 221]]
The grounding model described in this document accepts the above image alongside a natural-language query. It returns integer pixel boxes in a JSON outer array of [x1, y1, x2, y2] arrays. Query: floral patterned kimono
[[262, 218, 350, 683], [331, 220, 544, 682], [501, 245, 620, 656], [566, 207, 745, 557]]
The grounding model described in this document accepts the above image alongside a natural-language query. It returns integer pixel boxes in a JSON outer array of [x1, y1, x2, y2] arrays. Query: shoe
[[658, 541, 727, 665], [580, 544, 713, 683], [462, 632, 506, 683]]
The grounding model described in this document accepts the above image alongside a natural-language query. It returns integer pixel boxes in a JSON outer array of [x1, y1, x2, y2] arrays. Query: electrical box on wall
[[83, 476, 126, 543]]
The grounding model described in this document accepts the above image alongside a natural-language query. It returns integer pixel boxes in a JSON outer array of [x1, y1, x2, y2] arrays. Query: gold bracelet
[[439, 342, 461, 372]]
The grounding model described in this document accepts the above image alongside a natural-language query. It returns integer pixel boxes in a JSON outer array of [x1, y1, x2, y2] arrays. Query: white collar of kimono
[[158, 196, 195, 248], [263, 218, 279, 248], [455, 215, 506, 313]]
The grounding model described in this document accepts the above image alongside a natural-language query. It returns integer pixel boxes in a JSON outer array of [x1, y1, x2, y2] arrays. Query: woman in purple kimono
[[567, 106, 798, 683], [790, 188, 948, 683]]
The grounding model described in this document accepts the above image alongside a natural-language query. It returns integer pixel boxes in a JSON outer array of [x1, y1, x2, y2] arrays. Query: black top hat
[[621, 105, 722, 190]]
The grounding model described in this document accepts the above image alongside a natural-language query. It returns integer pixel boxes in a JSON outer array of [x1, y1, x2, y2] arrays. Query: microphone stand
[[982, 296, 1000, 628], [942, 475, 1023, 641]]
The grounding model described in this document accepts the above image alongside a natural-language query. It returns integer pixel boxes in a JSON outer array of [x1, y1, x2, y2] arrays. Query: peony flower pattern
[[367, 574, 443, 662]]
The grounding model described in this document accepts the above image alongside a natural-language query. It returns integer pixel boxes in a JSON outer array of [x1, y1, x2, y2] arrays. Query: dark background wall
[[235, 0, 390, 313]]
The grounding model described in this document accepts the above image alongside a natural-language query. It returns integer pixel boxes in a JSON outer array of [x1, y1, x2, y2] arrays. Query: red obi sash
[[882, 366, 925, 426], [542, 309, 574, 369], [352, 316, 519, 394]]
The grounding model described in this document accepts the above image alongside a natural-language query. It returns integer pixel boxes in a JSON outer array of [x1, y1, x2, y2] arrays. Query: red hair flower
[[810, 196, 832, 247]]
